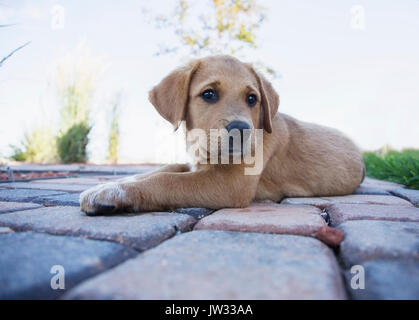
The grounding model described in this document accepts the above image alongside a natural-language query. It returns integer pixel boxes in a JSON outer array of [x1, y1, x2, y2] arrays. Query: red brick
[[194, 202, 326, 237]]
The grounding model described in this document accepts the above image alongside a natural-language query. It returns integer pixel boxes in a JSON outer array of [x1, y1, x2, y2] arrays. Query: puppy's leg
[[80, 164, 190, 214], [119, 164, 191, 182], [80, 166, 259, 214]]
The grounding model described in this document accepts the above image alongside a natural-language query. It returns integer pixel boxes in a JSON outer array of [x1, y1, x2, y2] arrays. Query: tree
[[0, 20, 31, 68], [0, 40, 31, 68], [2, 20, 50, 163], [148, 0, 276, 77]]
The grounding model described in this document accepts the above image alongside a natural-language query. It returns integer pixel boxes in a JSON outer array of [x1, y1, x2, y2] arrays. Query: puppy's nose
[[226, 121, 251, 153], [226, 121, 251, 134]]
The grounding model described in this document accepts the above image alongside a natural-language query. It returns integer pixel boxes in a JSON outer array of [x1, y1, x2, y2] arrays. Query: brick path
[[0, 166, 418, 299]]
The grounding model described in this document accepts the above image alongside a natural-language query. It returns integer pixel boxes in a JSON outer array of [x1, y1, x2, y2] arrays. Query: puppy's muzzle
[[226, 121, 251, 154]]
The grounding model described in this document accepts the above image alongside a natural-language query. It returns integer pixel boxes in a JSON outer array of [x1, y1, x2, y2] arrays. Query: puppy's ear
[[247, 65, 279, 133], [149, 61, 200, 131]]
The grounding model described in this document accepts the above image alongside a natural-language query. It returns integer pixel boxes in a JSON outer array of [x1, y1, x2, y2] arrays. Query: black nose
[[226, 121, 251, 134], [225, 121, 251, 152]]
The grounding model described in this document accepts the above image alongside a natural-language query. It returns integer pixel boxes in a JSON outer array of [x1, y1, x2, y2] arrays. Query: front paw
[[80, 183, 128, 216]]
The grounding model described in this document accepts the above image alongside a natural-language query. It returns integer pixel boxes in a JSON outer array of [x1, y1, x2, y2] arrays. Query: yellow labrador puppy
[[80, 55, 364, 215]]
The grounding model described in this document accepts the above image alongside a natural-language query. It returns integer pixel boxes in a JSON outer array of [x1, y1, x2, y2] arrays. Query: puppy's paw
[[80, 182, 128, 216]]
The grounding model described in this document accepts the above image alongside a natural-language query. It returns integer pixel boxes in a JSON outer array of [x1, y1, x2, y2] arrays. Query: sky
[[1, 0, 419, 163]]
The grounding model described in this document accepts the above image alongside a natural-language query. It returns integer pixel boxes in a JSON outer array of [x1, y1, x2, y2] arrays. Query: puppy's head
[[149, 55, 279, 159]]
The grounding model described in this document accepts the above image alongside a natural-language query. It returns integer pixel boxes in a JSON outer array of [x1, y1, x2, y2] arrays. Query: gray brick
[[32, 193, 81, 206], [281, 195, 412, 208], [0, 232, 136, 299], [361, 178, 404, 192], [0, 182, 89, 193], [64, 230, 347, 299], [345, 260, 419, 300], [353, 186, 390, 195], [391, 187, 419, 206], [326, 203, 419, 226], [0, 189, 65, 202], [338, 220, 419, 268], [0, 201, 42, 213], [0, 206, 196, 251], [0, 227, 13, 234]]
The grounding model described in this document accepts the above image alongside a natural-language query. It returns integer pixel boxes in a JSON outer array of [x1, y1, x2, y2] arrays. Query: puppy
[[80, 55, 364, 215]]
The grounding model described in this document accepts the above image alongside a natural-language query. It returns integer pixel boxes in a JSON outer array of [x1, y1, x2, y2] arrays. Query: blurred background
[[1, 0, 419, 166]]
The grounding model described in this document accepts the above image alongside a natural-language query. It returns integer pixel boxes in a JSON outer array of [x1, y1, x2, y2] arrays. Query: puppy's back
[[269, 113, 364, 196]]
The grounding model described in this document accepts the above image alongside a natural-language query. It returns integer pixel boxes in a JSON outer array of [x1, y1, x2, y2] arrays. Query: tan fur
[[80, 55, 364, 214]]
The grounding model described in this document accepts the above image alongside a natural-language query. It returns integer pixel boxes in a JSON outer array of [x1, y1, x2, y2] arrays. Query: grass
[[363, 148, 419, 190]]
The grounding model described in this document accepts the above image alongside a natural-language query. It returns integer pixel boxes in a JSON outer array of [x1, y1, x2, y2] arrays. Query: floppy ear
[[149, 61, 200, 131], [248, 66, 279, 133]]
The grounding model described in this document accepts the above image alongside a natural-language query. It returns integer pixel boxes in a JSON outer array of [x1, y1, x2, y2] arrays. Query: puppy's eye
[[201, 89, 218, 103], [246, 94, 257, 107]]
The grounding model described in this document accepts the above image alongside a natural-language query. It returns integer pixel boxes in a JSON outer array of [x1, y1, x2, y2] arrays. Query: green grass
[[363, 148, 419, 190]]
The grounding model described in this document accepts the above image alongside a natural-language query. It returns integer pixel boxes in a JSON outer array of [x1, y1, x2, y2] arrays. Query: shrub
[[56, 122, 91, 163], [363, 148, 419, 190], [10, 127, 57, 163]]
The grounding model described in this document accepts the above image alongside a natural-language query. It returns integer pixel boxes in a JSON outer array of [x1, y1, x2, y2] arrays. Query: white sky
[[1, 0, 419, 163]]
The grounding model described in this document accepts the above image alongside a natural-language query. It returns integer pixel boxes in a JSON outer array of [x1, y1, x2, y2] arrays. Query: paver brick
[[33, 177, 121, 185], [390, 187, 419, 206], [78, 164, 157, 174], [0, 206, 197, 251], [338, 220, 419, 268], [352, 186, 390, 195], [32, 193, 81, 206], [6, 164, 157, 174], [281, 195, 413, 209], [326, 203, 419, 226], [0, 232, 137, 299], [0, 189, 66, 202], [328, 195, 412, 206], [361, 178, 404, 192], [0, 201, 42, 213], [345, 260, 419, 300], [6, 164, 80, 172], [64, 230, 347, 300], [0, 227, 13, 234], [194, 202, 325, 237], [0, 182, 89, 193]]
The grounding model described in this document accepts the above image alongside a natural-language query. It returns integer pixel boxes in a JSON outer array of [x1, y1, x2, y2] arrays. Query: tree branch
[[0, 41, 31, 68]]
